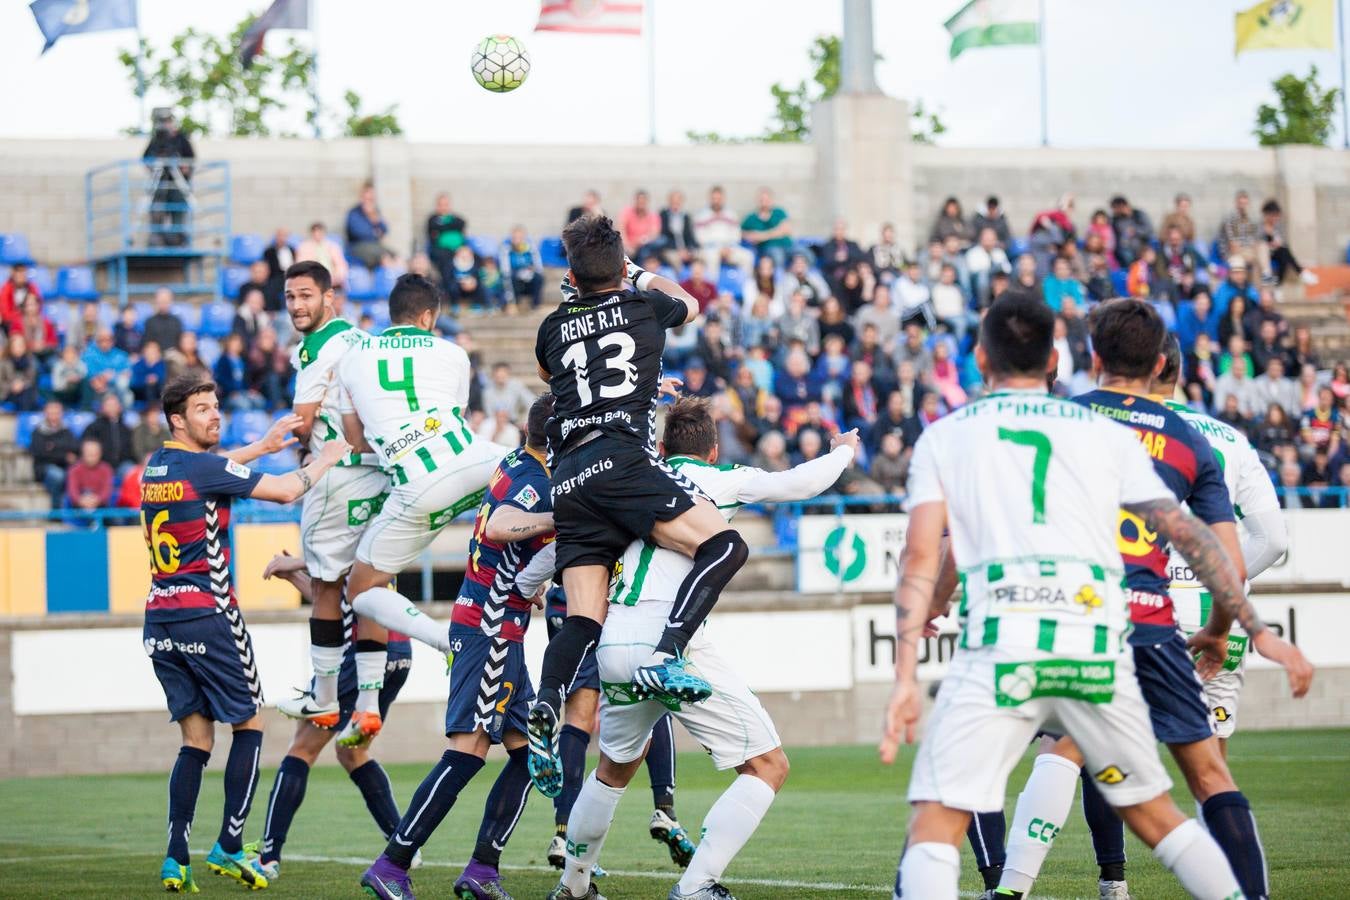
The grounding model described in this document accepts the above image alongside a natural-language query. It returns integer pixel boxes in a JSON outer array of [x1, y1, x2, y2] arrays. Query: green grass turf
[[0, 729, 1345, 898]]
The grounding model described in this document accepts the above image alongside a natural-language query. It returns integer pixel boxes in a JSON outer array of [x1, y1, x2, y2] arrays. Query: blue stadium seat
[[0, 265, 9, 285], [29, 266, 56, 298], [657, 265, 678, 282], [374, 266, 403, 299], [96, 303, 118, 330], [15, 412, 43, 448], [199, 301, 235, 339], [1009, 236, 1032, 259], [56, 266, 98, 301], [539, 237, 567, 268], [468, 235, 498, 260], [0, 234, 33, 266], [229, 410, 272, 447], [229, 233, 266, 265], [43, 301, 74, 336], [1209, 240, 1227, 267], [66, 411, 94, 435], [132, 300, 154, 326], [716, 267, 745, 299], [1110, 269, 1129, 297], [221, 265, 251, 299], [1345, 242, 1350, 264], [363, 301, 391, 332], [253, 447, 298, 475], [171, 302, 201, 331], [197, 336, 222, 369], [346, 265, 379, 301]]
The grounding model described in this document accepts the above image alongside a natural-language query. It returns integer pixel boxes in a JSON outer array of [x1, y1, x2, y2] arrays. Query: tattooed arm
[[484, 505, 555, 543], [1124, 497, 1314, 697]]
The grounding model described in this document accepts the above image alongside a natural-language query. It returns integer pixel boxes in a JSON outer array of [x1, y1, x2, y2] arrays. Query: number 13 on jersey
[[560, 334, 638, 406]]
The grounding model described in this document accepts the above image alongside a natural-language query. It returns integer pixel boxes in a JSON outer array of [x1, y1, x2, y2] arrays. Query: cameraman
[[143, 110, 195, 247]]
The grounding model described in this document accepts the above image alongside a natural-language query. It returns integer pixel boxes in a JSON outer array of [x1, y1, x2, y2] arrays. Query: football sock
[[677, 774, 775, 895], [259, 755, 310, 865], [354, 639, 387, 714], [538, 615, 603, 705], [167, 746, 210, 865], [1080, 769, 1126, 881], [897, 841, 960, 899], [560, 772, 625, 896], [310, 617, 346, 707], [472, 745, 533, 868], [349, 759, 400, 839], [217, 729, 263, 854], [1152, 818, 1243, 899], [1000, 752, 1080, 894], [656, 529, 749, 656], [1202, 790, 1268, 899], [383, 749, 485, 870], [647, 713, 677, 814], [966, 810, 1006, 889], [554, 724, 591, 827], [351, 587, 450, 654]]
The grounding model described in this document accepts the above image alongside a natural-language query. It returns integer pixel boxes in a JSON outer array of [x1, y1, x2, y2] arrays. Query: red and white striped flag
[[535, 0, 643, 36]]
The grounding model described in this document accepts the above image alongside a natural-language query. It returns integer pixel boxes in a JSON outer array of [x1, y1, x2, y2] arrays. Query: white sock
[[354, 650, 386, 714], [1153, 819, 1243, 899], [352, 587, 451, 654], [1000, 752, 1081, 893], [310, 644, 345, 707], [898, 841, 959, 899], [560, 771, 625, 895], [677, 774, 776, 894]]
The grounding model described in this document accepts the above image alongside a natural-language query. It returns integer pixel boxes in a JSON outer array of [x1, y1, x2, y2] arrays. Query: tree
[[1254, 65, 1339, 147], [118, 14, 402, 139], [689, 34, 943, 145]]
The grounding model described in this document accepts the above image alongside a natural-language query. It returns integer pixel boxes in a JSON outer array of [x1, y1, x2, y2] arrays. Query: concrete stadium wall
[[4, 129, 1348, 274]]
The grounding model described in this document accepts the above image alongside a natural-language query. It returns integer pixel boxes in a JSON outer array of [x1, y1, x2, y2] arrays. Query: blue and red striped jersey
[[1074, 389, 1234, 643], [140, 442, 262, 623], [454, 445, 552, 643]]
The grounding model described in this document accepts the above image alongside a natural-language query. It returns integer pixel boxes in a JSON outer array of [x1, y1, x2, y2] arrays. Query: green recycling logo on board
[[823, 526, 867, 582]]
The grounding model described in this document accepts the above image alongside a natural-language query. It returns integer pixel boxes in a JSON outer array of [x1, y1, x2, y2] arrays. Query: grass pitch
[[0, 729, 1345, 898]]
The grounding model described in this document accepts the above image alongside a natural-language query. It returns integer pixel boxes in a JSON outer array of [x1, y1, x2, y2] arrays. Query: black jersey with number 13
[[535, 287, 687, 460]]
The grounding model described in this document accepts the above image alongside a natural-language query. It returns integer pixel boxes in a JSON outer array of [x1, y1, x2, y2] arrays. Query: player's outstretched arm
[[625, 257, 700, 324], [1240, 508, 1289, 581], [484, 506, 554, 543], [733, 430, 858, 504], [249, 437, 351, 504], [222, 413, 301, 464], [263, 550, 313, 601]]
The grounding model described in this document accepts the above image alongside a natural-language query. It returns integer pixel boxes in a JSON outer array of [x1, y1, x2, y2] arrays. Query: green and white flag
[[945, 0, 1040, 60]]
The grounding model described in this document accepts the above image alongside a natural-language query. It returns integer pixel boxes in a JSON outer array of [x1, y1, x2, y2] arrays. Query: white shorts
[[908, 646, 1171, 811], [356, 443, 505, 574], [1205, 658, 1245, 740], [596, 602, 781, 771], [300, 464, 391, 582]]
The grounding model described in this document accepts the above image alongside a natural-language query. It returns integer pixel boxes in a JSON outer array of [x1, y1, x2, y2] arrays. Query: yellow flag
[[1235, 0, 1334, 55]]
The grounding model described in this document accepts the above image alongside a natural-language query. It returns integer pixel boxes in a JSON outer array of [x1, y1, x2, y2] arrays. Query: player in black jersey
[[527, 215, 750, 801]]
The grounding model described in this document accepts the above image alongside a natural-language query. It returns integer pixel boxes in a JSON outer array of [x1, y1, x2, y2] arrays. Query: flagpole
[[1038, 0, 1048, 146], [646, 0, 657, 145], [1339, 0, 1348, 148]]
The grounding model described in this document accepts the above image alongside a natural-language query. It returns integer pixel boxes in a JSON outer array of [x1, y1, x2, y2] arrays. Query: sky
[[0, 0, 1346, 148]]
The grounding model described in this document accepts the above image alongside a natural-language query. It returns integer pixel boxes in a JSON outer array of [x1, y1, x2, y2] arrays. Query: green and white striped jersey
[[336, 325, 477, 484], [290, 317, 373, 468], [1164, 398, 1280, 663], [905, 388, 1174, 656]]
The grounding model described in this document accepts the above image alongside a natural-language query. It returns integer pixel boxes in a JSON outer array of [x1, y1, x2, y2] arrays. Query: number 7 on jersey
[[997, 426, 1052, 524]]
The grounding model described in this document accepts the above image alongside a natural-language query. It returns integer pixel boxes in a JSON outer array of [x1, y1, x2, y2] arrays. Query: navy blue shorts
[[445, 623, 534, 743], [1133, 630, 1216, 745], [334, 642, 412, 724], [548, 602, 600, 693], [145, 612, 263, 725]]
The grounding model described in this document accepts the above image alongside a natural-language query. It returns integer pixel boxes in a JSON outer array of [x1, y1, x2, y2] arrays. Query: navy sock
[[966, 810, 1006, 889], [384, 749, 485, 869], [217, 729, 263, 854], [657, 529, 749, 656], [472, 745, 533, 868], [350, 760, 401, 839], [538, 616, 603, 705], [554, 724, 591, 828], [1080, 767, 1126, 880], [259, 755, 310, 865], [646, 713, 677, 813], [167, 746, 210, 865], [1202, 791, 1267, 900]]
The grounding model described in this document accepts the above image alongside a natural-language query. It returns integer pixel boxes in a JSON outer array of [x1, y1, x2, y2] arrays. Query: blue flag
[[30, 0, 137, 53]]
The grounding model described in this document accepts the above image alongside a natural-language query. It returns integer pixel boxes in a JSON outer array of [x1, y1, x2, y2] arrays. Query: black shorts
[[550, 438, 699, 572]]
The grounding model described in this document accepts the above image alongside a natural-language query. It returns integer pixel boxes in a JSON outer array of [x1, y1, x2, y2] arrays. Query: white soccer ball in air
[[472, 35, 530, 93]]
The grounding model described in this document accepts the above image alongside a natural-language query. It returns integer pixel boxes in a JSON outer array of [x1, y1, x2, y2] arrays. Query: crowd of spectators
[[6, 179, 1349, 513]]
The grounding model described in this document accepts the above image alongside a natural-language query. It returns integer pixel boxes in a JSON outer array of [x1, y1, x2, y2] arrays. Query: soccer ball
[[471, 35, 530, 93]]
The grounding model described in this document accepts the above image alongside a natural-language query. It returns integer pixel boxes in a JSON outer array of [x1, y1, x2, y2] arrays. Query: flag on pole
[[944, 0, 1039, 60], [536, 0, 643, 36], [29, 0, 137, 53], [1234, 0, 1334, 55], [239, 0, 310, 68]]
